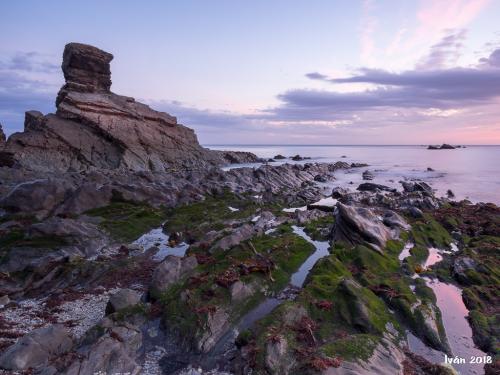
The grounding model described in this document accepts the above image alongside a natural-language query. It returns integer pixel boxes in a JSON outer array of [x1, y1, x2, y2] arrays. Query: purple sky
[[1, 0, 500, 144]]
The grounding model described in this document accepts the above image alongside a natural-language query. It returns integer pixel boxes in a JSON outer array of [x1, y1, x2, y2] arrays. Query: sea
[[207, 145, 500, 205]]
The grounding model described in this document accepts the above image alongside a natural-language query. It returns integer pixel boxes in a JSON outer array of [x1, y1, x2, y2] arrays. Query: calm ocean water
[[207, 145, 500, 204]]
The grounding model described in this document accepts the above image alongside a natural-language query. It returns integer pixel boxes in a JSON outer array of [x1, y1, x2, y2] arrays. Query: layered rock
[[2, 43, 257, 172], [332, 202, 394, 253], [0, 122, 5, 144]]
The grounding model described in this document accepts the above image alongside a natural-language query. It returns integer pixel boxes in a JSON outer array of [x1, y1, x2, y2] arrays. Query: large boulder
[[332, 203, 393, 253], [150, 255, 198, 295], [0, 325, 73, 370], [0, 178, 75, 218], [105, 288, 142, 315]]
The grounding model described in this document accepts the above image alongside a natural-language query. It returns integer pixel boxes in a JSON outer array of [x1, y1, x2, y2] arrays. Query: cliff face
[[2, 43, 252, 172]]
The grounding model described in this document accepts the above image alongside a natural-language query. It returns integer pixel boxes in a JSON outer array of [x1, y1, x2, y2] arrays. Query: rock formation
[[0, 122, 5, 144], [1, 43, 257, 172], [332, 202, 394, 253]]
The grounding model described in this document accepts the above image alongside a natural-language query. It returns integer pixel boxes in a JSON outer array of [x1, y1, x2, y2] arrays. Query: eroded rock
[[0, 325, 73, 370], [332, 203, 393, 253]]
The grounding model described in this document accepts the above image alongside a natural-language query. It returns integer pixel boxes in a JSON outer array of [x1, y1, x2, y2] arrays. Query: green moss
[[321, 334, 378, 361], [410, 215, 452, 249], [0, 229, 69, 264], [86, 201, 166, 241], [414, 278, 437, 303], [468, 310, 499, 354], [112, 303, 148, 321], [159, 231, 314, 347], [303, 215, 335, 241]]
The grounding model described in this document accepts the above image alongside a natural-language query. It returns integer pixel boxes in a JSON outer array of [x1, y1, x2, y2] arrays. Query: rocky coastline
[[0, 43, 498, 375]]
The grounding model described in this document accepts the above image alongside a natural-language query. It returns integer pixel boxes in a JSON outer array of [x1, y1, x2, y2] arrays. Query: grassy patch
[[321, 334, 378, 362], [86, 201, 166, 242]]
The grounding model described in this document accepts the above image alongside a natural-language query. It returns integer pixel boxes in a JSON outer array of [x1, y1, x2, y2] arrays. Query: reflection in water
[[424, 247, 443, 268], [290, 226, 330, 287], [133, 227, 189, 260], [399, 242, 414, 261], [411, 277, 488, 375]]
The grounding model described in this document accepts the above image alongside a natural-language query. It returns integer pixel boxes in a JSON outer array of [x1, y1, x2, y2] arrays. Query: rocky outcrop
[[332, 203, 394, 253], [427, 144, 456, 150], [0, 325, 73, 371], [105, 288, 142, 315], [2, 43, 257, 172], [150, 255, 198, 295], [0, 122, 5, 144]]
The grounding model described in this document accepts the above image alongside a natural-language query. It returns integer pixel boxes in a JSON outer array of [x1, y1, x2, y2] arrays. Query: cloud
[[295, 49, 500, 117], [479, 48, 500, 67], [0, 52, 59, 73], [416, 29, 467, 69], [0, 74, 55, 135]]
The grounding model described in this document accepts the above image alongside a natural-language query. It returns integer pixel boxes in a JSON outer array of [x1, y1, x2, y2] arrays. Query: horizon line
[[204, 144, 500, 147]]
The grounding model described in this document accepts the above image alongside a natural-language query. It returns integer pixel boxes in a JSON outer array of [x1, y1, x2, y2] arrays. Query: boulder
[[296, 208, 329, 225], [105, 288, 142, 314], [382, 211, 410, 230], [407, 206, 424, 218], [0, 178, 75, 218], [357, 183, 395, 193], [214, 224, 257, 250], [265, 337, 295, 375], [150, 255, 198, 294], [332, 203, 393, 253], [362, 170, 374, 180], [196, 308, 230, 352], [229, 281, 254, 302], [274, 154, 286, 160], [0, 325, 73, 370], [62, 321, 142, 375], [401, 181, 433, 195], [338, 279, 383, 334]]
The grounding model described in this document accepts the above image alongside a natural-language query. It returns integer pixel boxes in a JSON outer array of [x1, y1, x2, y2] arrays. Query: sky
[[1, 0, 500, 145]]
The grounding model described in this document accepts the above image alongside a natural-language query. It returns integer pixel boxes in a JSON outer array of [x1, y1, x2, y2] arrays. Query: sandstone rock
[[338, 279, 382, 334], [2, 42, 256, 173], [401, 181, 432, 194], [63, 323, 142, 375], [28, 217, 108, 256], [0, 178, 75, 218], [105, 288, 142, 314], [58, 42, 113, 99], [362, 170, 374, 180], [0, 122, 5, 144], [150, 255, 198, 295], [414, 303, 451, 354], [332, 202, 393, 253], [0, 325, 73, 370], [296, 208, 329, 225], [229, 281, 254, 302], [382, 210, 410, 230], [407, 206, 424, 218], [265, 337, 294, 374], [357, 183, 395, 193], [196, 308, 230, 353], [24, 110, 45, 131], [214, 224, 257, 250], [323, 332, 405, 375]]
